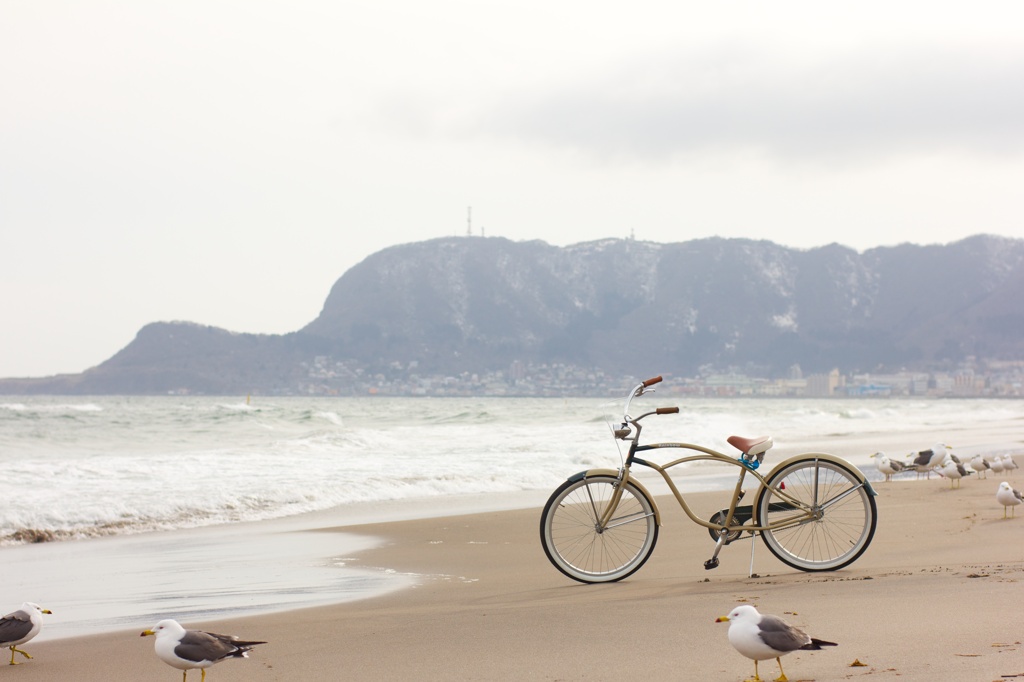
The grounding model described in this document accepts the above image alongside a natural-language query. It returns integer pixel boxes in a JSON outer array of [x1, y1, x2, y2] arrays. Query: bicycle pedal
[[703, 558, 720, 570]]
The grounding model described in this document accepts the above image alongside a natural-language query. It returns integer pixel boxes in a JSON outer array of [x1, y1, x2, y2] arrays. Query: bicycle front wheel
[[540, 474, 659, 583], [756, 457, 876, 571]]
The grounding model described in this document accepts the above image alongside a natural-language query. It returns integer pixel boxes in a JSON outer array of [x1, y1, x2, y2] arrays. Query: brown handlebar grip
[[656, 407, 679, 415], [642, 376, 663, 387]]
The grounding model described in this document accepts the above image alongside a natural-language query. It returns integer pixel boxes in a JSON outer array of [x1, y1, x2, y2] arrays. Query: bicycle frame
[[592, 379, 874, 538], [589, 447, 871, 536]]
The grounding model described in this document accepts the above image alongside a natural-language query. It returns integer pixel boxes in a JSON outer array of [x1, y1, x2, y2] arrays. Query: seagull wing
[[0, 611, 33, 645], [755, 615, 812, 653], [174, 630, 248, 664]]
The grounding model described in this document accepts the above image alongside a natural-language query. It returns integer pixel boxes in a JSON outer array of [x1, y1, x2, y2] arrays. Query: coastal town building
[[297, 356, 1024, 398]]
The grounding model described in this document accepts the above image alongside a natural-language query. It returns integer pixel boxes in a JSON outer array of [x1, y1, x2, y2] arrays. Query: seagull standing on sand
[[999, 454, 1018, 474], [141, 619, 266, 682], [910, 444, 948, 479], [870, 452, 906, 482], [996, 482, 1023, 518], [0, 602, 52, 665], [939, 458, 970, 489], [909, 450, 932, 478], [990, 456, 1005, 474], [716, 605, 837, 682], [970, 455, 991, 479]]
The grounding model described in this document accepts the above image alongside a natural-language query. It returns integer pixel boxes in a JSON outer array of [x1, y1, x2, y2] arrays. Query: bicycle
[[539, 376, 878, 583]]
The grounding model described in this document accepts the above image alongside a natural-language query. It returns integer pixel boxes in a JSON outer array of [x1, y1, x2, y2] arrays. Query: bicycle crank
[[704, 528, 732, 570], [707, 510, 746, 545]]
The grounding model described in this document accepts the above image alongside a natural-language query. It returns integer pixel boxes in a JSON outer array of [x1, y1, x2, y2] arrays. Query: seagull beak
[[42, 609, 53, 615], [715, 616, 730, 623], [141, 630, 155, 637]]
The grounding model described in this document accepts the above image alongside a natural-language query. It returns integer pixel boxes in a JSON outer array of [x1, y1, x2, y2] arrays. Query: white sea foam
[[1, 395, 1021, 545]]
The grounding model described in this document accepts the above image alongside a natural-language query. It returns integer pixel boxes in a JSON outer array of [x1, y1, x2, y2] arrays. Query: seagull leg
[[774, 656, 789, 681], [743, 659, 762, 681], [8, 645, 34, 664]]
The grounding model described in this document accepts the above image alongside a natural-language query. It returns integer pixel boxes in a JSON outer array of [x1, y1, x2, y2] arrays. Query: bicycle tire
[[755, 457, 876, 571], [540, 474, 659, 583]]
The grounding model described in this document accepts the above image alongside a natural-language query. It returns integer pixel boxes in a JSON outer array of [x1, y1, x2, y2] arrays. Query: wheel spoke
[[757, 460, 876, 571], [541, 476, 659, 582]]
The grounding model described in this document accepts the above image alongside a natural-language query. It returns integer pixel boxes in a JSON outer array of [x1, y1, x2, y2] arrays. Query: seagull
[[999, 454, 1018, 474], [870, 452, 907, 482], [939, 458, 971, 489], [909, 450, 931, 478], [141, 619, 266, 682], [716, 604, 837, 682], [969, 454, 991, 479], [990, 456, 1005, 474], [910, 444, 948, 479], [0, 602, 52, 666], [996, 482, 1023, 519]]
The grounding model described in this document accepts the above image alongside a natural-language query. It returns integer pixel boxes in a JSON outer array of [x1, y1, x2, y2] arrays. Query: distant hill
[[3, 234, 1023, 395]]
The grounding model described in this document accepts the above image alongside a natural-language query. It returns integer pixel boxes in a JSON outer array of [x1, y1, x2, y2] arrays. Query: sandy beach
[[15, 461, 1024, 682]]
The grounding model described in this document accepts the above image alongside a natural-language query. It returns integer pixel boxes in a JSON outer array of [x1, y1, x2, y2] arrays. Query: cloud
[[382, 44, 1024, 166]]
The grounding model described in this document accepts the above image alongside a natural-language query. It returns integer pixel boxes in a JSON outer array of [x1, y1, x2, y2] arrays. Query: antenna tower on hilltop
[[467, 206, 472, 236]]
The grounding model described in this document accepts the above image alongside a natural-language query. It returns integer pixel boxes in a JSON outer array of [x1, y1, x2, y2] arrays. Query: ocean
[[2, 394, 1021, 638]]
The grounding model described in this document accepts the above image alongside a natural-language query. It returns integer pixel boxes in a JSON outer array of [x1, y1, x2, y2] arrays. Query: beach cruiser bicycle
[[539, 376, 877, 582]]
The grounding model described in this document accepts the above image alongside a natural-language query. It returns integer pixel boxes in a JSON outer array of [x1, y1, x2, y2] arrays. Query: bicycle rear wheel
[[756, 457, 876, 571], [540, 474, 659, 583]]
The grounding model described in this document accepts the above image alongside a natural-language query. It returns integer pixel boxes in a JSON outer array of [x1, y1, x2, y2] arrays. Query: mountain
[[3, 234, 1023, 395]]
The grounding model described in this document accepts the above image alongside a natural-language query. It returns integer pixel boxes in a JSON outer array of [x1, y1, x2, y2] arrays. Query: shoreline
[[3, 489, 558, 641], [5, 425, 1021, 641], [17, 470, 1024, 681]]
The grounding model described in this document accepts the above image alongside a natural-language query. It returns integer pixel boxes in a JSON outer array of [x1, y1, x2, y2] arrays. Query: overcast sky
[[3, 1, 1023, 379]]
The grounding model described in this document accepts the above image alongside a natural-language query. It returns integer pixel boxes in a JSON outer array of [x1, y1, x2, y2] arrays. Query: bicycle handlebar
[[617, 373, 678, 440]]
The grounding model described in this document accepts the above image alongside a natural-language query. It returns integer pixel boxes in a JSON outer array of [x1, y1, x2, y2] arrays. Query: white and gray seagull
[[996, 481, 1023, 519], [716, 604, 837, 682], [0, 602, 52, 666], [911, 443, 949, 480], [141, 619, 266, 682], [970, 454, 991, 479], [999, 454, 1018, 474], [870, 452, 907, 482], [939, 457, 972, 489]]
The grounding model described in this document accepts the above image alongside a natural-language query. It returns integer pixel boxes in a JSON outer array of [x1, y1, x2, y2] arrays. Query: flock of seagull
[[871, 445, 1022, 517], [0, 603, 263, 680]]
